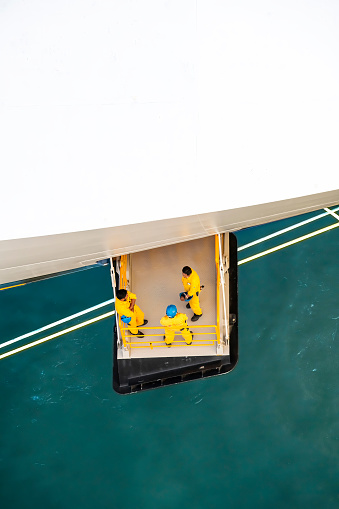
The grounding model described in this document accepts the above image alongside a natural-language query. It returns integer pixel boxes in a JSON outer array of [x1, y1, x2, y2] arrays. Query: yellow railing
[[119, 255, 128, 290], [215, 234, 221, 345], [120, 324, 218, 350], [117, 255, 128, 345], [118, 245, 222, 352]]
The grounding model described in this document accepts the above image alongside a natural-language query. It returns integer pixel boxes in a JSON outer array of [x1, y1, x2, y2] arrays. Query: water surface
[[1, 208, 339, 509]]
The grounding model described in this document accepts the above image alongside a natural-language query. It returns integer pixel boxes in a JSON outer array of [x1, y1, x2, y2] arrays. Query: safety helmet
[[166, 305, 177, 318]]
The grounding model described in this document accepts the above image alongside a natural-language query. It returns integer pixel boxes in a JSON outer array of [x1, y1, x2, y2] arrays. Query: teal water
[[1, 208, 339, 509]]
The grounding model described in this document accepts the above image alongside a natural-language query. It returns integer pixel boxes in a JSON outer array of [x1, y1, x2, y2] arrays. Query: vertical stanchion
[[218, 233, 229, 341], [215, 235, 221, 345]]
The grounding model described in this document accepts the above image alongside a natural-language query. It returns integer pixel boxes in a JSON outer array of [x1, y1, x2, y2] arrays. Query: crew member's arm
[[160, 316, 173, 329], [187, 277, 198, 297], [127, 291, 137, 312], [182, 276, 190, 293]]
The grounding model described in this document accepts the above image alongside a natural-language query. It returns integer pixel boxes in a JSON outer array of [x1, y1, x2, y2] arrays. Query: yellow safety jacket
[[160, 313, 190, 330], [115, 291, 137, 317], [182, 269, 201, 298]]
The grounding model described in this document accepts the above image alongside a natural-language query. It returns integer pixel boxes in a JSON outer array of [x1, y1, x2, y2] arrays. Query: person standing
[[160, 305, 193, 346], [180, 266, 203, 322], [115, 289, 147, 338]]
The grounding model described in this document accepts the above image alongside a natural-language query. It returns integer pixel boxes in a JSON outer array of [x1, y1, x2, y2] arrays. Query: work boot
[[163, 336, 172, 347], [186, 334, 193, 345], [186, 303, 190, 309], [191, 314, 202, 322], [141, 319, 148, 326], [130, 330, 144, 338]]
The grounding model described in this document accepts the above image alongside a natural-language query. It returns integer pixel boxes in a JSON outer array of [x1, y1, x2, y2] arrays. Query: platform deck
[[117, 236, 225, 359]]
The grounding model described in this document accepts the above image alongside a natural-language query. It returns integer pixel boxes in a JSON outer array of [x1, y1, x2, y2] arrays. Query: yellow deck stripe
[[238, 221, 339, 265], [0, 283, 26, 291], [238, 206, 339, 252], [0, 310, 115, 360]]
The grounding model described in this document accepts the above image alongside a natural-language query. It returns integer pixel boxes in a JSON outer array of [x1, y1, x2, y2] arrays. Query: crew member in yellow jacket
[[160, 305, 193, 346], [116, 289, 147, 337], [180, 265, 203, 322]]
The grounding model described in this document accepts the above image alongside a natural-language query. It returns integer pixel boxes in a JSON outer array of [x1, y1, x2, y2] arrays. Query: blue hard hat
[[166, 305, 177, 318]]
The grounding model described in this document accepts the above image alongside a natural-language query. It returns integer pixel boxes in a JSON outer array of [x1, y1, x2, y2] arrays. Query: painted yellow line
[[0, 310, 115, 360], [0, 283, 26, 291], [238, 221, 339, 265], [238, 206, 339, 251], [0, 299, 115, 350]]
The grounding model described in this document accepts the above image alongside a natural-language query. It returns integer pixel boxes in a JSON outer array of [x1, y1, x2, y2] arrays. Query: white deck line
[[0, 299, 114, 350], [238, 222, 339, 265], [238, 206, 339, 251], [0, 310, 115, 360], [324, 207, 339, 222]]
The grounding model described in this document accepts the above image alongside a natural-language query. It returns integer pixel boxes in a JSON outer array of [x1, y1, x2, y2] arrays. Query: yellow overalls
[[160, 313, 192, 345], [115, 291, 144, 334], [182, 269, 202, 316]]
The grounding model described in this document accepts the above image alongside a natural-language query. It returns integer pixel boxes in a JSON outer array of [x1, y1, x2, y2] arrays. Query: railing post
[[114, 256, 131, 358], [215, 235, 221, 347], [110, 258, 122, 351], [217, 234, 229, 353]]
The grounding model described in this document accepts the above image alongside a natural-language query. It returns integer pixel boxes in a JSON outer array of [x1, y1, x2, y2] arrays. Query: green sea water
[[1, 207, 339, 509]]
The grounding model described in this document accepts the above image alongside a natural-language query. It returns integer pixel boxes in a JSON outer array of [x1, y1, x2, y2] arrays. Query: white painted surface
[[1, 1, 339, 240]]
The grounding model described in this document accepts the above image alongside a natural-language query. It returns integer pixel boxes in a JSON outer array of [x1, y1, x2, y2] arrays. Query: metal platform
[[117, 235, 228, 359], [112, 233, 238, 394]]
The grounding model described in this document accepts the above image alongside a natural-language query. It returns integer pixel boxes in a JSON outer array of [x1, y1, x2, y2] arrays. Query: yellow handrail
[[118, 249, 221, 352], [119, 255, 128, 290], [129, 342, 216, 349], [118, 255, 129, 349], [215, 235, 221, 345], [120, 324, 218, 350]]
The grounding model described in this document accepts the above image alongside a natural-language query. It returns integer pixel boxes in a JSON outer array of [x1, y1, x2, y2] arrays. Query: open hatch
[[111, 233, 238, 394]]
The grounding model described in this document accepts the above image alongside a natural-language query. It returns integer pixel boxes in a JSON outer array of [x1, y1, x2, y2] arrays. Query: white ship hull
[[1, 1, 339, 284]]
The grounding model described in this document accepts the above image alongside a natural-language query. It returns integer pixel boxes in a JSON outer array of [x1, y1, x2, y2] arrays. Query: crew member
[[115, 289, 147, 337], [160, 305, 193, 346], [180, 266, 203, 322]]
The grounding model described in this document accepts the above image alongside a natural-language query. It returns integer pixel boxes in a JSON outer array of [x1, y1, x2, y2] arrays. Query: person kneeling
[[116, 288, 147, 338]]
